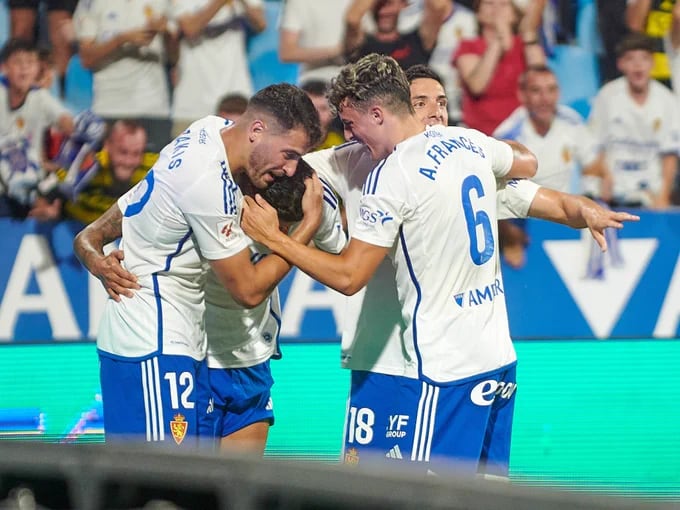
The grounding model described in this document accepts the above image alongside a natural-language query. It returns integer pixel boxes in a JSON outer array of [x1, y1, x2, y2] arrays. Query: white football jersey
[[0, 78, 69, 158], [308, 126, 522, 384], [494, 105, 596, 193], [73, 0, 171, 118], [496, 178, 540, 219], [204, 181, 347, 370], [98, 116, 249, 360], [170, 0, 260, 121], [588, 77, 680, 204]]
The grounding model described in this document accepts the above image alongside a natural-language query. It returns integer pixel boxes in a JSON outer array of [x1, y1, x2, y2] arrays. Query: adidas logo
[[385, 445, 403, 459]]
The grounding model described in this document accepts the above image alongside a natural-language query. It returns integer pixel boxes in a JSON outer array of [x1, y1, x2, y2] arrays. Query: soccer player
[[73, 83, 322, 447], [201, 159, 346, 453], [244, 55, 636, 474]]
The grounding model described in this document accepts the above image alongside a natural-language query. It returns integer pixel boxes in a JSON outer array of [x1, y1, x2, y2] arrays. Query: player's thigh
[[208, 362, 274, 444], [99, 354, 210, 447], [220, 421, 270, 455], [478, 364, 518, 477], [343, 370, 424, 466]]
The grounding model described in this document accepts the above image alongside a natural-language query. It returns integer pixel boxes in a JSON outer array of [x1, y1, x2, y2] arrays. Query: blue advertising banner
[[0, 211, 679, 343]]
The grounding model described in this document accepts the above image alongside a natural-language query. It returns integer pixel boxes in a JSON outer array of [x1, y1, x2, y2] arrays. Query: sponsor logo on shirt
[[360, 206, 393, 226], [454, 278, 504, 308], [217, 220, 234, 242], [199, 128, 208, 145], [385, 414, 409, 438], [170, 413, 188, 444]]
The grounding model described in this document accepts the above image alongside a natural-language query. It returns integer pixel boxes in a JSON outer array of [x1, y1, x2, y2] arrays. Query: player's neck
[[392, 114, 427, 147], [221, 124, 248, 176]]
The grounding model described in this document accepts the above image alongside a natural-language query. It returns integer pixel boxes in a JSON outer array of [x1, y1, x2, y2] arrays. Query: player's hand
[[582, 205, 640, 252], [299, 172, 323, 232], [124, 28, 156, 47], [91, 249, 140, 302], [241, 194, 282, 247]]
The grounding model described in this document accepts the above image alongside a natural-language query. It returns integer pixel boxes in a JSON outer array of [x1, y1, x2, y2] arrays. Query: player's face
[[617, 50, 653, 94], [247, 126, 308, 189], [107, 129, 146, 182], [2, 50, 40, 93], [339, 100, 390, 160], [410, 77, 448, 127], [520, 71, 559, 127]]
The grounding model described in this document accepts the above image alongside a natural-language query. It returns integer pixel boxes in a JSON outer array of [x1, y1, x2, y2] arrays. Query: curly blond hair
[[327, 53, 414, 116]]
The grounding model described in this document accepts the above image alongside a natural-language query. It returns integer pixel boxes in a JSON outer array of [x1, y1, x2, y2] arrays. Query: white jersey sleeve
[[313, 180, 347, 254], [496, 179, 540, 220]]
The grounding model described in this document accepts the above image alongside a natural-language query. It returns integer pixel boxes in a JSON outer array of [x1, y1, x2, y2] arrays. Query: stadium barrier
[[0, 441, 675, 510]]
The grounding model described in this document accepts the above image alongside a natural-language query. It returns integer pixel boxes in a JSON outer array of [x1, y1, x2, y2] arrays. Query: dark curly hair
[[327, 53, 413, 116], [260, 158, 314, 223], [405, 64, 445, 87], [248, 83, 322, 148]]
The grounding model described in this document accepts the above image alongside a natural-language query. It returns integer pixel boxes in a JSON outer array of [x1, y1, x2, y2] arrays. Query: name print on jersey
[[168, 130, 191, 171], [419, 135, 487, 181]]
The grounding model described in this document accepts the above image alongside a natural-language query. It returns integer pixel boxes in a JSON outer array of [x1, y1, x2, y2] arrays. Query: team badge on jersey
[[344, 447, 360, 465], [15, 117, 25, 130], [170, 413, 188, 444], [653, 118, 662, 133]]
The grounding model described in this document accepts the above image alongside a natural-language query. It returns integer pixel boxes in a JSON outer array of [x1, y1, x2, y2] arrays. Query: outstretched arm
[[528, 188, 640, 251], [73, 204, 140, 301]]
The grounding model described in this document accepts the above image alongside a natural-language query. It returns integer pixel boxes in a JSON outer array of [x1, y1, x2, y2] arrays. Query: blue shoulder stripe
[[362, 158, 387, 196]]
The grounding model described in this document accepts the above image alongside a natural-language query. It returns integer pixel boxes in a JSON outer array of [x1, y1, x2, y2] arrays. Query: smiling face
[[339, 100, 391, 160], [246, 123, 309, 189], [520, 69, 559, 129], [107, 124, 147, 182], [410, 77, 448, 127]]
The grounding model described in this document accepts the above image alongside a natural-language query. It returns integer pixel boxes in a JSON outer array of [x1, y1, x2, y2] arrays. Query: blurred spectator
[[9, 0, 76, 97], [494, 65, 598, 267], [596, 0, 629, 84], [626, 0, 675, 87], [170, 0, 266, 137], [73, 0, 172, 153], [453, 0, 546, 135], [300, 79, 343, 150], [669, 1, 680, 204], [60, 119, 157, 224], [344, 0, 449, 70], [588, 33, 680, 208], [0, 38, 73, 217], [278, 0, 351, 83], [216, 92, 248, 121], [399, 1, 477, 124]]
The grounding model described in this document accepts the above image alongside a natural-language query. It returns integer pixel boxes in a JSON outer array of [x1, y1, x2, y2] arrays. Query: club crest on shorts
[[344, 447, 360, 465], [170, 413, 188, 444]]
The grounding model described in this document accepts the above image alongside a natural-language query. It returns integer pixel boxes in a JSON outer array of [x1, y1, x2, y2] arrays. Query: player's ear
[[248, 119, 266, 142], [370, 106, 384, 126]]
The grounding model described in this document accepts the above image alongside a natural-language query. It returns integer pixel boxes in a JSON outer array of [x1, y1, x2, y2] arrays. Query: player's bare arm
[[212, 174, 324, 308], [528, 188, 640, 252], [242, 191, 387, 296], [73, 204, 140, 302], [503, 140, 538, 179]]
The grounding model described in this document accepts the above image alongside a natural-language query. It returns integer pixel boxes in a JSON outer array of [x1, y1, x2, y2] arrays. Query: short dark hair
[[260, 158, 314, 222], [1, 38, 38, 63], [216, 93, 249, 116], [328, 53, 414, 116], [300, 79, 329, 97], [518, 64, 555, 89], [616, 32, 656, 58], [405, 64, 444, 87], [247, 83, 322, 148]]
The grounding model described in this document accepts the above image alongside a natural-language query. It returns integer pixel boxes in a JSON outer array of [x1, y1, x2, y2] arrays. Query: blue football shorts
[[99, 353, 212, 448], [342, 363, 517, 477], [199, 360, 274, 443]]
